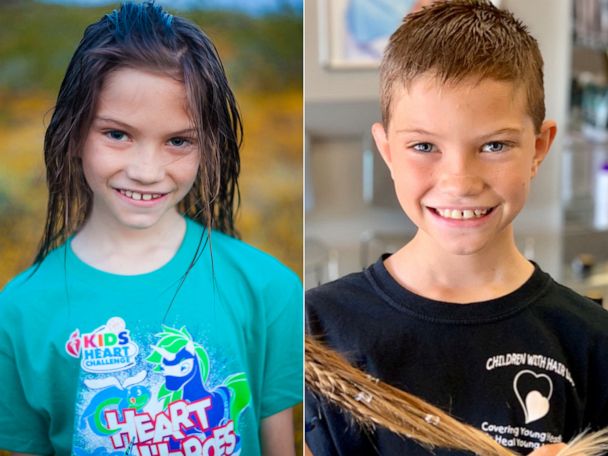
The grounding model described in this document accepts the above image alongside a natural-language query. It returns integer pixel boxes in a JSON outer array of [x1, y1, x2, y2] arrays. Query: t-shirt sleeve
[[305, 389, 337, 455], [304, 285, 378, 455], [305, 375, 377, 454], [260, 271, 303, 418], [589, 328, 608, 428], [0, 320, 52, 454]]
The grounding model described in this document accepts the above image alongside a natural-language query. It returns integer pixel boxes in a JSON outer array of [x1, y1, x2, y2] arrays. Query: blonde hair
[[380, 0, 544, 132], [306, 337, 608, 456]]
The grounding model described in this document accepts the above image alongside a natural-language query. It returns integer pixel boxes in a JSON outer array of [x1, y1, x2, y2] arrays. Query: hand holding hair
[[305, 337, 608, 456]]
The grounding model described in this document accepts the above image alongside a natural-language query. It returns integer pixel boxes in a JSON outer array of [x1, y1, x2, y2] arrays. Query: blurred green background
[[0, 0, 302, 453]]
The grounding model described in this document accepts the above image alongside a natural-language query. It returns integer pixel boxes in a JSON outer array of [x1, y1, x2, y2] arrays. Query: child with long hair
[[0, 2, 301, 455]]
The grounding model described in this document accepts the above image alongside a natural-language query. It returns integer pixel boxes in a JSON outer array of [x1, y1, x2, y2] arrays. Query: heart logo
[[65, 329, 81, 358], [513, 370, 553, 424]]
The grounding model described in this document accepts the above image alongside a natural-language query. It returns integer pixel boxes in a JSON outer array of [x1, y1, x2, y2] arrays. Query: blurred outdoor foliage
[[0, 0, 303, 280], [0, 0, 302, 454]]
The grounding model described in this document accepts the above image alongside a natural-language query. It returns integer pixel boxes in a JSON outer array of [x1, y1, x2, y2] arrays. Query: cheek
[[80, 148, 103, 186], [173, 155, 201, 189], [498, 169, 531, 207], [391, 161, 430, 215], [80, 135, 117, 184], [391, 152, 419, 176], [392, 157, 431, 191], [81, 151, 118, 187]]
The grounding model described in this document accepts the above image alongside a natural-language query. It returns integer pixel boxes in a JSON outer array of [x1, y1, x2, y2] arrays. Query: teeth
[[436, 208, 489, 219], [119, 189, 163, 201]]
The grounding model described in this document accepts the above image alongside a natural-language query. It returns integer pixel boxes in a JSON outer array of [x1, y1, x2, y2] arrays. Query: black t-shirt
[[305, 258, 608, 455]]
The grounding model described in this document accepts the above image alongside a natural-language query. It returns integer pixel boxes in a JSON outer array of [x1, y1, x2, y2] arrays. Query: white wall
[[305, 0, 381, 137], [505, 0, 572, 277], [305, 0, 379, 103]]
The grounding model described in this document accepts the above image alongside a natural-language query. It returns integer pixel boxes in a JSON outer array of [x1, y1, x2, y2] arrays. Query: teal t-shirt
[[0, 218, 302, 455]]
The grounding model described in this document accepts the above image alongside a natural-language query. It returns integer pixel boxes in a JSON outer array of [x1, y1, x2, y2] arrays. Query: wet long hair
[[35, 1, 241, 264]]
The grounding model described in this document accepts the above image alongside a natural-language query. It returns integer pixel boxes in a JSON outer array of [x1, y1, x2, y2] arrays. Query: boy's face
[[372, 74, 556, 257]]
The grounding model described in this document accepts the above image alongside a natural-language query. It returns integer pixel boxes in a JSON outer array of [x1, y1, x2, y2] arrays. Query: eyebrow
[[477, 128, 523, 140], [93, 116, 197, 136], [394, 128, 436, 136], [395, 127, 523, 139]]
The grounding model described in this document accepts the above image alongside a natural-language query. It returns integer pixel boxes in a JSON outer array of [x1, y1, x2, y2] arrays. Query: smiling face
[[372, 74, 556, 257], [81, 67, 200, 234]]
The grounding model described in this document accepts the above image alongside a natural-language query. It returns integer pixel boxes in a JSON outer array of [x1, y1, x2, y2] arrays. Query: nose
[[125, 144, 165, 184], [437, 153, 485, 197]]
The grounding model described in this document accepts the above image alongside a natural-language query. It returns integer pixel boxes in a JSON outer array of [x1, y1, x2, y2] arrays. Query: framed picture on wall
[[318, 0, 501, 69]]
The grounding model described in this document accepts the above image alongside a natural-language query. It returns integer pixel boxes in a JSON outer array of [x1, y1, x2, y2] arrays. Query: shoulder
[[532, 272, 608, 344], [201, 230, 302, 324], [212, 230, 294, 273], [306, 269, 380, 336], [184, 220, 301, 306], [539, 278, 608, 419], [306, 269, 374, 307], [538, 274, 608, 323], [210, 230, 300, 287], [184, 218, 300, 287]]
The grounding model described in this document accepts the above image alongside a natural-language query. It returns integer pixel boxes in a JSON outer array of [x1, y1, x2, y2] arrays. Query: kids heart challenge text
[[66, 317, 139, 373]]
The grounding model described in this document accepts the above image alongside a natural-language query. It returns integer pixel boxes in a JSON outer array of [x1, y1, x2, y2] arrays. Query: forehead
[[96, 67, 192, 123], [388, 74, 531, 132]]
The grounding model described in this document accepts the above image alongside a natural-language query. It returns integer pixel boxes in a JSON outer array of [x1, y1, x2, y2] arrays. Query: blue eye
[[169, 137, 191, 148], [412, 143, 434, 153], [106, 130, 127, 141], [482, 142, 505, 153]]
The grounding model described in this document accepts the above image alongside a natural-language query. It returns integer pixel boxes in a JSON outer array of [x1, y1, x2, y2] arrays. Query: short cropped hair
[[380, 0, 544, 132]]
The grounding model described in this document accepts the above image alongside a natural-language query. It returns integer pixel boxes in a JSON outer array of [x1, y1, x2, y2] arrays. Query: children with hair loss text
[[306, 1, 608, 455], [0, 2, 301, 455]]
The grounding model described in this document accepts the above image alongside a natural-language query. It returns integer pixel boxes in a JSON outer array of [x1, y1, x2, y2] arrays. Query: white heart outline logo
[[513, 369, 553, 424]]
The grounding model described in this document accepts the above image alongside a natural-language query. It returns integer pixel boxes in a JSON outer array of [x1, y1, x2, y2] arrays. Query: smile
[[432, 207, 493, 220], [117, 189, 165, 201]]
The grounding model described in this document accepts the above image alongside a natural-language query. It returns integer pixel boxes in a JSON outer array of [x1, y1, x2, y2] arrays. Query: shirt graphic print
[[67, 317, 251, 455]]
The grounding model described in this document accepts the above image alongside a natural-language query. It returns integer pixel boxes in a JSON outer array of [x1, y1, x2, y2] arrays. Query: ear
[[371, 122, 394, 178], [532, 119, 557, 177]]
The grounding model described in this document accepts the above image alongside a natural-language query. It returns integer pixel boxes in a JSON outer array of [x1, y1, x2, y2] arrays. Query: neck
[[385, 227, 534, 303], [71, 210, 186, 275]]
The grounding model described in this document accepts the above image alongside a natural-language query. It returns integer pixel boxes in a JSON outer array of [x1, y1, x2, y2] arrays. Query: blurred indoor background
[[305, 0, 608, 306]]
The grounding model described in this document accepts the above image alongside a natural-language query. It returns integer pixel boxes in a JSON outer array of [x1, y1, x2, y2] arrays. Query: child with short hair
[[0, 2, 302, 455], [305, 1, 608, 455]]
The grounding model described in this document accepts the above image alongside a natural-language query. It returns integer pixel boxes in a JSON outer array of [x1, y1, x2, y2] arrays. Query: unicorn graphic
[[146, 326, 251, 451]]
